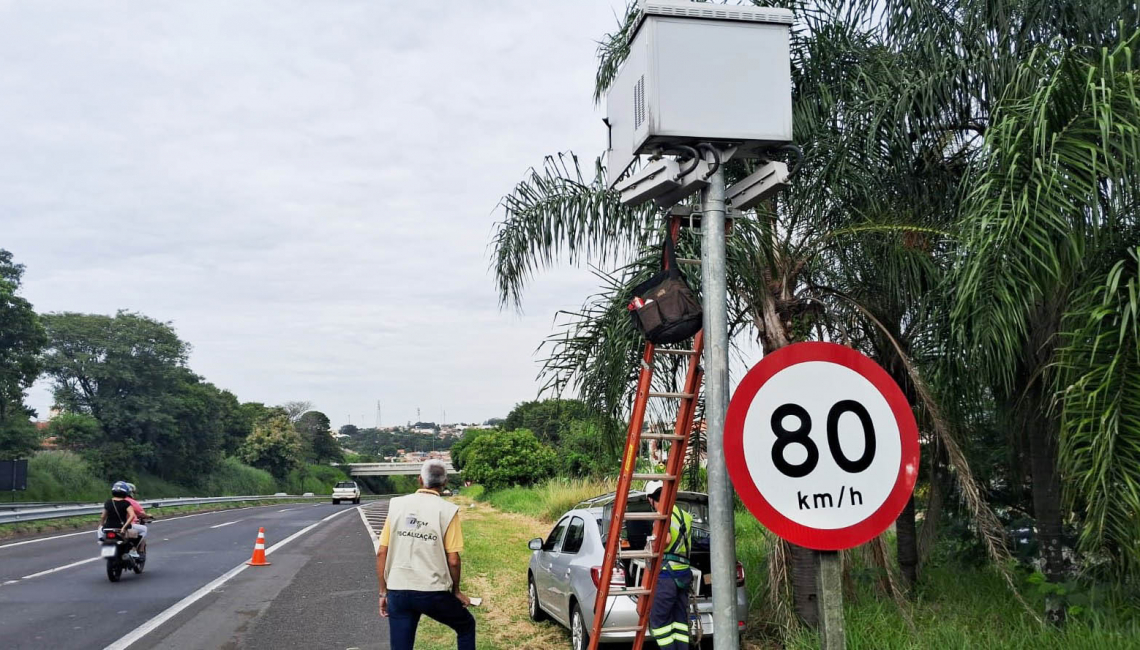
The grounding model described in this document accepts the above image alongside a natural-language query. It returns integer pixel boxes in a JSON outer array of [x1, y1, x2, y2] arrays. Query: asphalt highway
[[0, 500, 391, 649]]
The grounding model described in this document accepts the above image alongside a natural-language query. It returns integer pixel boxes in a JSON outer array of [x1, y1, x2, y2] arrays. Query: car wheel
[[527, 575, 547, 622], [571, 602, 589, 650], [354, 498, 360, 504], [332, 499, 339, 505]]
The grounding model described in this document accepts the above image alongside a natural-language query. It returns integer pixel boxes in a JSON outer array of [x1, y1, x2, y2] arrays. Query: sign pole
[[700, 160, 739, 650], [815, 551, 845, 649]]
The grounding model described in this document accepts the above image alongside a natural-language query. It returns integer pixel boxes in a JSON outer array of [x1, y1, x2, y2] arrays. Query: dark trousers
[[388, 589, 476, 650], [650, 570, 691, 649]]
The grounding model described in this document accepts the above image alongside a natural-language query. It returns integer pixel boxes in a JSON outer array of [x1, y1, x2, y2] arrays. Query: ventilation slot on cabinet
[[634, 75, 645, 129]]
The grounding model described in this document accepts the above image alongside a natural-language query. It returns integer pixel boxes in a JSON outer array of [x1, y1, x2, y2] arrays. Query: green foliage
[[278, 463, 349, 495], [0, 249, 47, 459], [477, 477, 614, 522], [502, 398, 595, 445], [199, 456, 278, 496], [450, 427, 495, 470], [296, 410, 343, 464], [341, 425, 455, 459], [20, 451, 108, 502], [39, 311, 242, 482], [240, 415, 303, 478], [462, 429, 557, 491], [557, 419, 618, 477]]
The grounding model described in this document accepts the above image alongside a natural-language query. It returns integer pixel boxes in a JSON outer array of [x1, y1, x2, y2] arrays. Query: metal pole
[[700, 160, 739, 650]]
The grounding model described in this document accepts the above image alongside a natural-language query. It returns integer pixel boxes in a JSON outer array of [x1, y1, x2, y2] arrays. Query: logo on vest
[[397, 513, 439, 542]]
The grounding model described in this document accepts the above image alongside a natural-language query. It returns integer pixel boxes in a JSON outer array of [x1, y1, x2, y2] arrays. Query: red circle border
[[724, 342, 920, 551]]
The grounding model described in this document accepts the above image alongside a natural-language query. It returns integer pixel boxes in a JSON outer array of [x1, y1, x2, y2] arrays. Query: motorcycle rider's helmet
[[111, 481, 131, 498], [126, 483, 137, 496]]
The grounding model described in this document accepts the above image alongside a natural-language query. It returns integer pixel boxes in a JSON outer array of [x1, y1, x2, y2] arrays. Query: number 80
[[770, 400, 876, 478]]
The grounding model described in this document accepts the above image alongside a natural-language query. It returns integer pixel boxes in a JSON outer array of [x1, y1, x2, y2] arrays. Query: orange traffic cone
[[247, 527, 271, 566]]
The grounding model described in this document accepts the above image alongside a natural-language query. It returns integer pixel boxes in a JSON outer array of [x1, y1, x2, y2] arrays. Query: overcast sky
[[1, 0, 639, 428]]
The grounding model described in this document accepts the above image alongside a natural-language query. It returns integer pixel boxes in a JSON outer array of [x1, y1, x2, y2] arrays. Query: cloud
[[2, 0, 629, 426]]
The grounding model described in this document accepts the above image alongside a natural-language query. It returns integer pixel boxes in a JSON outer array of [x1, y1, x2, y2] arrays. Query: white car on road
[[332, 481, 361, 504]]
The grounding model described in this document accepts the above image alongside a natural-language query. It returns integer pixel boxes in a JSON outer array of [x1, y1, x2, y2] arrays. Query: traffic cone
[[247, 527, 271, 566]]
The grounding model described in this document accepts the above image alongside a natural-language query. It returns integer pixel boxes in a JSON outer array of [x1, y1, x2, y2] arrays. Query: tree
[[0, 249, 47, 459], [240, 415, 303, 478], [296, 410, 343, 464], [39, 311, 239, 483], [503, 399, 596, 446], [339, 424, 360, 438], [462, 429, 558, 491], [282, 400, 312, 423], [451, 428, 496, 471]]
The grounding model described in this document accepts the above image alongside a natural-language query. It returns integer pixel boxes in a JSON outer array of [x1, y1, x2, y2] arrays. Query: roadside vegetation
[[11, 450, 350, 504], [459, 480, 1139, 649]]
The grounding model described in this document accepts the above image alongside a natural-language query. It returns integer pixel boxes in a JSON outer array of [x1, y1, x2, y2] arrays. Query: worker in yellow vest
[[644, 480, 693, 650]]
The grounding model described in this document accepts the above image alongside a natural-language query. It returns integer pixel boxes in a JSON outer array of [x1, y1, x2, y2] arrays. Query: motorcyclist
[[99, 481, 138, 558], [124, 483, 150, 557]]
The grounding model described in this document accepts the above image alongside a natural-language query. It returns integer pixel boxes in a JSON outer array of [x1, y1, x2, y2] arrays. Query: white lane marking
[[21, 557, 100, 580], [0, 529, 91, 550], [3, 579, 19, 585], [356, 505, 380, 554], [277, 508, 297, 512], [103, 506, 353, 650], [208, 520, 240, 529]]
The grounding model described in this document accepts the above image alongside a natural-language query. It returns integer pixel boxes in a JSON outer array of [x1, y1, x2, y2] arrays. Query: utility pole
[[700, 156, 739, 650]]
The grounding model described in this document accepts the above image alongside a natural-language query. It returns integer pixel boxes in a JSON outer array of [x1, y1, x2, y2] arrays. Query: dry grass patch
[[415, 497, 569, 650]]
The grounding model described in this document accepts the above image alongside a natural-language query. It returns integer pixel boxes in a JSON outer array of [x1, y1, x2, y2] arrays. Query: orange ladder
[[589, 218, 703, 650]]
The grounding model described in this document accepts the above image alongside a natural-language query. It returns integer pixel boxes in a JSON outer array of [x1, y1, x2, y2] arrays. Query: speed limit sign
[[725, 342, 920, 550]]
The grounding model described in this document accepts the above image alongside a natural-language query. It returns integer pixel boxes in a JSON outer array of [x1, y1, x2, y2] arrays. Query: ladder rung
[[619, 549, 659, 559], [608, 588, 652, 597], [624, 512, 668, 521], [654, 348, 699, 356], [641, 434, 685, 441], [632, 473, 676, 481], [648, 391, 695, 399], [676, 257, 701, 266]]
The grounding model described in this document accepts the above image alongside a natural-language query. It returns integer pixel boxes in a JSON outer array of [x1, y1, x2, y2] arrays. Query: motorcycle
[[99, 526, 145, 582]]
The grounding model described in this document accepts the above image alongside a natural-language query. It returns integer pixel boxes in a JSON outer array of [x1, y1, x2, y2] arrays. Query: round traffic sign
[[725, 342, 919, 550]]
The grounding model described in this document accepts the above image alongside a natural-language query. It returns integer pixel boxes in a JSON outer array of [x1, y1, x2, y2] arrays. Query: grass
[[475, 478, 615, 522], [413, 496, 570, 650], [453, 480, 1140, 649]]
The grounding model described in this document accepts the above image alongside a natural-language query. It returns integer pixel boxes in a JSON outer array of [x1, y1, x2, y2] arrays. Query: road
[[0, 500, 392, 649]]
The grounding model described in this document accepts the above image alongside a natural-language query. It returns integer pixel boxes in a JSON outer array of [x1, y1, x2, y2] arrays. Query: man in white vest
[[376, 459, 474, 650]]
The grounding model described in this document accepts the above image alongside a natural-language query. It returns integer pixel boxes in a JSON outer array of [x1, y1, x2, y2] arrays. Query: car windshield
[[335, 482, 356, 488]]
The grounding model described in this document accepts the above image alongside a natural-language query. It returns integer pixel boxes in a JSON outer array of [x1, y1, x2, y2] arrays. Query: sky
[[1, 0, 640, 429]]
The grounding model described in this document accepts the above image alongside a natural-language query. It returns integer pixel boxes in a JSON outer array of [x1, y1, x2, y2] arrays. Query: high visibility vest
[[662, 504, 692, 572]]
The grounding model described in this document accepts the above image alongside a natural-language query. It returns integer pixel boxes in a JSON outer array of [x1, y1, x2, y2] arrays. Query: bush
[[20, 450, 107, 502], [199, 457, 278, 495], [278, 464, 349, 495], [463, 429, 558, 491]]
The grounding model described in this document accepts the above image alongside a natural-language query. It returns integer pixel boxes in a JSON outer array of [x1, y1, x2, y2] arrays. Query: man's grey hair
[[421, 459, 448, 490]]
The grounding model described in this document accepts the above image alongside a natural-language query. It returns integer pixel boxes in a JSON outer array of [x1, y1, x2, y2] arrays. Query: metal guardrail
[[0, 493, 387, 525]]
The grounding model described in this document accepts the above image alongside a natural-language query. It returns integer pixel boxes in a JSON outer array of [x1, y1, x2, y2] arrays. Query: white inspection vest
[[384, 491, 460, 592]]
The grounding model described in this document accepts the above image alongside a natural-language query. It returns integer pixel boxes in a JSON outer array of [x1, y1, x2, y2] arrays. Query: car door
[[548, 515, 585, 623], [535, 517, 569, 622]]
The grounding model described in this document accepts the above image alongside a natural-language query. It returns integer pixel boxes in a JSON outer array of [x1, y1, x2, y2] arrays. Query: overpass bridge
[[342, 462, 458, 476]]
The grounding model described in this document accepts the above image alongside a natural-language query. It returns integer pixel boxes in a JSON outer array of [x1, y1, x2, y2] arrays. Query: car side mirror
[[528, 538, 543, 551]]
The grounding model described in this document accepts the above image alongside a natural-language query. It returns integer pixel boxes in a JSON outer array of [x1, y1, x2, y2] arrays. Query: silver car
[[526, 490, 749, 649]]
